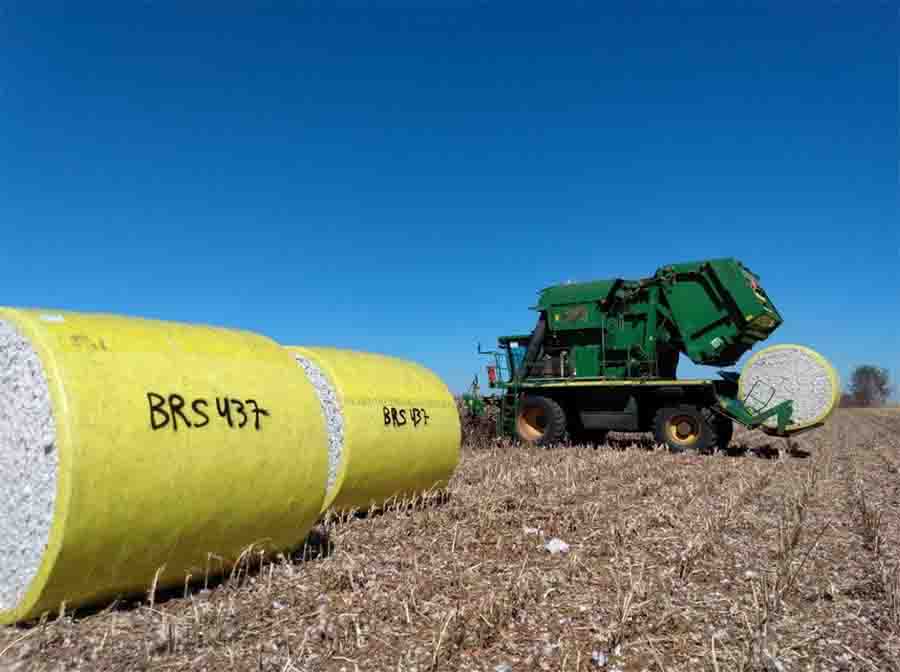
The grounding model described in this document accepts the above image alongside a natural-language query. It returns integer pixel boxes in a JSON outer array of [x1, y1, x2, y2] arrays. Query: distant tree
[[848, 365, 893, 407]]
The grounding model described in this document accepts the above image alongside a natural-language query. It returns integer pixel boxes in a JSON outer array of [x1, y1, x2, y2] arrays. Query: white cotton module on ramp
[[0, 308, 330, 625], [738, 344, 840, 433]]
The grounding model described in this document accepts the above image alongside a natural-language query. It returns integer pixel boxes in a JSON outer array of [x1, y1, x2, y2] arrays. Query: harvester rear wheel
[[516, 395, 566, 446], [653, 405, 718, 454]]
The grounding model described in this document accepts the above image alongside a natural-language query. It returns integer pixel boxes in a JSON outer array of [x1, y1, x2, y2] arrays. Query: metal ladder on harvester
[[498, 391, 519, 438]]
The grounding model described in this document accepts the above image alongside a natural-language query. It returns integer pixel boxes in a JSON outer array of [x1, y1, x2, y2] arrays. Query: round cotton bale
[[288, 346, 461, 512], [0, 308, 329, 625], [738, 344, 840, 433]]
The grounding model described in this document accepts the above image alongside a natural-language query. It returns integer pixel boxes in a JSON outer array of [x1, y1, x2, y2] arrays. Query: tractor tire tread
[[518, 395, 567, 447], [653, 404, 718, 454]]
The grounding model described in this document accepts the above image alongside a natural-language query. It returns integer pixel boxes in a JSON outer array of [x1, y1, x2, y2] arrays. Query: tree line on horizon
[[840, 365, 894, 407]]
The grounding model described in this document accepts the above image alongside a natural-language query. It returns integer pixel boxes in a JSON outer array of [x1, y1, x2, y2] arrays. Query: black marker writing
[[383, 406, 431, 428], [149, 392, 270, 432], [192, 399, 210, 427]]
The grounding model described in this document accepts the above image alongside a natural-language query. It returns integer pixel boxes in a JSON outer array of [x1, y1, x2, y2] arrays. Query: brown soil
[[2, 409, 899, 671]]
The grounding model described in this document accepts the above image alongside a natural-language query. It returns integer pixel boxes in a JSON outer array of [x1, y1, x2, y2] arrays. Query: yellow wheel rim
[[517, 405, 547, 442], [666, 414, 700, 446]]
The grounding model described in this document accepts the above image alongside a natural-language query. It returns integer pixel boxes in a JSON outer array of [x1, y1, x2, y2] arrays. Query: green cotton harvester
[[464, 258, 839, 452]]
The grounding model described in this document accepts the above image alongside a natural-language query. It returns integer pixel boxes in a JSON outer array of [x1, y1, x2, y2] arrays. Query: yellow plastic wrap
[[287, 346, 460, 512], [0, 308, 328, 624]]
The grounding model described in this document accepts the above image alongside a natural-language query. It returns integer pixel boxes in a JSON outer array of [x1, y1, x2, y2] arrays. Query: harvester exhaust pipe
[[515, 316, 546, 383]]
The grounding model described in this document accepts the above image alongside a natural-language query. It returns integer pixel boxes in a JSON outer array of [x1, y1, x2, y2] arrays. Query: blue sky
[[1, 3, 897, 394]]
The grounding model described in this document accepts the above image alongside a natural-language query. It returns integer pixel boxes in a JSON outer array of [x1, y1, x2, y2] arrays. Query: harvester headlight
[[752, 314, 776, 330]]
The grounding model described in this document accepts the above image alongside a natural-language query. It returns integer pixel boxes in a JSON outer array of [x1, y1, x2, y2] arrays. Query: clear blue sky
[[2, 3, 897, 394]]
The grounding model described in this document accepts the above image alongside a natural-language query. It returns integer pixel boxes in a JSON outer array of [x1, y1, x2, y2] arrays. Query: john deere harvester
[[465, 258, 839, 452]]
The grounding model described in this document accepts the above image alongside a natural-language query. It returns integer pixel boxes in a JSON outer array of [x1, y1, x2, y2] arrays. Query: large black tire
[[652, 405, 719, 454], [516, 395, 567, 446]]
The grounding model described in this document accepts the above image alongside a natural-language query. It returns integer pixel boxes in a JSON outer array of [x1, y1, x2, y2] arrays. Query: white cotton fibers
[[0, 319, 57, 611], [294, 355, 344, 497]]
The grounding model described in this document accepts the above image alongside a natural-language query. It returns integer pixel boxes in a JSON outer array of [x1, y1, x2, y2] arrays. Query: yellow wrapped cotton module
[[287, 346, 460, 512], [0, 308, 328, 624]]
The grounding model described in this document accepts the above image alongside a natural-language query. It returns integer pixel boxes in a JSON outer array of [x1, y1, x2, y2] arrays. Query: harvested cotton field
[[1, 409, 900, 672]]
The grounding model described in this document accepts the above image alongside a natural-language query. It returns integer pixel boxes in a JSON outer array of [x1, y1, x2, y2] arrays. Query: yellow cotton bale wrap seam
[[288, 346, 461, 512], [0, 308, 328, 625]]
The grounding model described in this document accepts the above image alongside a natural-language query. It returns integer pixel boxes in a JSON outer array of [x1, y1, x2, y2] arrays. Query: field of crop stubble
[[1, 408, 898, 672]]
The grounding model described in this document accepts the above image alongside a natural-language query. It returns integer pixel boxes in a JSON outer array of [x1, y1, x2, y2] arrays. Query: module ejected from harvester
[[465, 257, 840, 452]]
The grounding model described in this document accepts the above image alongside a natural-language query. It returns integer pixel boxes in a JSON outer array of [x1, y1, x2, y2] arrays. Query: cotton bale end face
[[0, 308, 329, 625], [0, 320, 57, 615], [738, 343, 840, 433], [293, 353, 344, 500]]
